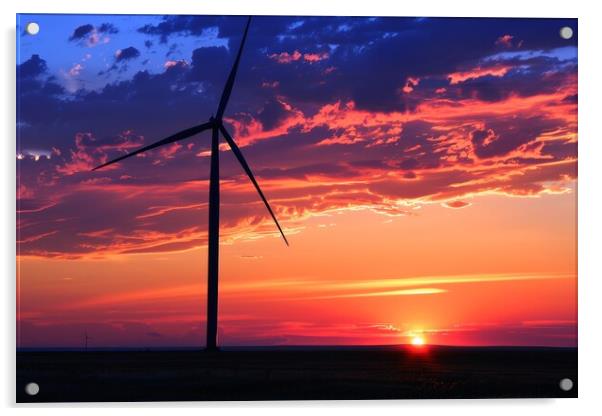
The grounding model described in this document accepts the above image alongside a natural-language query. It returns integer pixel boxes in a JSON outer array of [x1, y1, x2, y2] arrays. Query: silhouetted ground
[[16, 346, 577, 402]]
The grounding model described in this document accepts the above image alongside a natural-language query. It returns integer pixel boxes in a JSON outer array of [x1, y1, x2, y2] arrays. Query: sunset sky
[[17, 15, 577, 348]]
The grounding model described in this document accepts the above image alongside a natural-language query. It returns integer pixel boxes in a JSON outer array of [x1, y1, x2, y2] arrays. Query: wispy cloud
[[313, 287, 446, 299], [59, 272, 573, 311], [297, 272, 573, 300]]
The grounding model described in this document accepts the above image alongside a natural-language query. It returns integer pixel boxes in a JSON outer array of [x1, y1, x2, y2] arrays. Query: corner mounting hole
[[560, 26, 573, 40], [559, 378, 573, 391], [26, 22, 40, 35], [25, 382, 40, 396]]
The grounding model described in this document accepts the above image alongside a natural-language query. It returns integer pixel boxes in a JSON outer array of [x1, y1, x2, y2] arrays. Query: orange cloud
[[442, 200, 471, 209], [401, 77, 420, 93], [448, 65, 512, 84], [56, 131, 145, 175], [269, 50, 329, 64], [495, 34, 514, 48]]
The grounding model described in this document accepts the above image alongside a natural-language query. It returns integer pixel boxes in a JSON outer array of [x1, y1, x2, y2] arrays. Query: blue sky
[[17, 14, 228, 91]]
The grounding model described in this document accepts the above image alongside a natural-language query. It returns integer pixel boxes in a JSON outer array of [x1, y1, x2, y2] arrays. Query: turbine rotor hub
[[209, 116, 221, 127]]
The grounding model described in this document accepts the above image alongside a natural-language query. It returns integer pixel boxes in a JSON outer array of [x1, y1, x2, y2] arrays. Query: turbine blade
[[219, 125, 289, 246], [92, 121, 214, 171], [215, 16, 252, 121]]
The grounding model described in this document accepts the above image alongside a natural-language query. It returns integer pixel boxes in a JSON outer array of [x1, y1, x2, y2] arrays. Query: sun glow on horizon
[[410, 335, 426, 346]]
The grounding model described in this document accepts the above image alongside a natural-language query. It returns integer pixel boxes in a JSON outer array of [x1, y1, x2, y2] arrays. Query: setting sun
[[411, 335, 425, 346]]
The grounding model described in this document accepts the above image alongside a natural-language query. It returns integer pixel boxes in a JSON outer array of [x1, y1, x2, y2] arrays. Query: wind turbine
[[93, 16, 288, 351], [83, 330, 91, 352]]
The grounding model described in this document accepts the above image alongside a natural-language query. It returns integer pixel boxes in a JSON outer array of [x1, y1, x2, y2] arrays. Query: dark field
[[16, 346, 577, 402]]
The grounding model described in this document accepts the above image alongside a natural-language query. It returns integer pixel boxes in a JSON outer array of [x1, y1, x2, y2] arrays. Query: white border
[[2, 0, 601, 414]]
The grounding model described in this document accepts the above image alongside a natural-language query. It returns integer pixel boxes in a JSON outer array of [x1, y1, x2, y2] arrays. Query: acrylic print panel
[[16, 13, 577, 402]]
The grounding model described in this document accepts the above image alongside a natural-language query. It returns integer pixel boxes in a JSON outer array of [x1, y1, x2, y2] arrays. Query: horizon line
[[17, 343, 578, 352]]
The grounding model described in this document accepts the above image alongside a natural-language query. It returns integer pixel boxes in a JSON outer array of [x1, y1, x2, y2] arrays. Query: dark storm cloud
[[98, 23, 119, 34], [138, 15, 213, 42], [330, 18, 575, 111], [165, 43, 178, 57], [279, 17, 574, 111], [188, 45, 229, 79], [186, 46, 231, 101], [256, 99, 290, 130], [138, 15, 234, 43], [17, 57, 211, 153], [115, 46, 141, 62], [99, 47, 142, 74], [138, 15, 289, 44], [470, 115, 563, 159], [18, 54, 47, 78], [69, 24, 94, 41], [454, 62, 576, 103], [541, 140, 578, 160], [69, 22, 119, 42], [562, 93, 577, 104], [17, 55, 65, 127]]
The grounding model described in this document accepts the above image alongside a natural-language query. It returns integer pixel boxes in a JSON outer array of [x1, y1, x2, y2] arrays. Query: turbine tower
[[93, 16, 288, 351]]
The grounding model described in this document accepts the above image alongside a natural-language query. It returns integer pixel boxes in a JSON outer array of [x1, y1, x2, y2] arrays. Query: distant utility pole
[[84, 331, 91, 352]]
